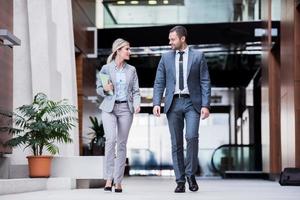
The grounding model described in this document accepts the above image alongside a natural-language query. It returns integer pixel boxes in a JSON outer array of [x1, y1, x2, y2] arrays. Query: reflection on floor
[[1, 176, 300, 200]]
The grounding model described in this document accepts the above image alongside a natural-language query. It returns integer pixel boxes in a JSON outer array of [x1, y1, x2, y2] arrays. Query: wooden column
[[0, 0, 13, 154], [72, 0, 95, 155], [280, 0, 300, 168], [261, 0, 281, 174], [295, 1, 300, 168], [76, 53, 84, 156]]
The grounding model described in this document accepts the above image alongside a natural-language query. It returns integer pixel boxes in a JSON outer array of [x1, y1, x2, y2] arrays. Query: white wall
[[13, 0, 79, 165]]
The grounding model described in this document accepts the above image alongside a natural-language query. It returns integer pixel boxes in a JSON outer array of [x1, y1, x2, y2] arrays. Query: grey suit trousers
[[167, 97, 200, 183], [102, 103, 133, 184]]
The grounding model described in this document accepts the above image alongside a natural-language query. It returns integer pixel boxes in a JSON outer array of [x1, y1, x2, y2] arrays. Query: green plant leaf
[[0, 92, 78, 155]]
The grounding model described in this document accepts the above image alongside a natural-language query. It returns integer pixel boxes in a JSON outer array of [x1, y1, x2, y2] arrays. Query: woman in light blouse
[[96, 38, 141, 193]]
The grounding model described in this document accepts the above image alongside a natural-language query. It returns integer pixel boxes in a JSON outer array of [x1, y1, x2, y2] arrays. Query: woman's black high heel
[[104, 180, 114, 192], [115, 188, 122, 193], [114, 184, 122, 193]]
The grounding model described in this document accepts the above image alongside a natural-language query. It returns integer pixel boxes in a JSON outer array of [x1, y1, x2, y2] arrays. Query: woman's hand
[[103, 81, 114, 92], [135, 106, 141, 114]]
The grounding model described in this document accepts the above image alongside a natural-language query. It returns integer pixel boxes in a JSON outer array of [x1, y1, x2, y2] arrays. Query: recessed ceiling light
[[116, 1, 126, 5], [148, 0, 157, 5], [163, 0, 169, 4], [130, 0, 139, 4]]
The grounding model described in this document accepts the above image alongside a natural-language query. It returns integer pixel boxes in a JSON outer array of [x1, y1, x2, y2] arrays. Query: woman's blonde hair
[[106, 38, 130, 64]]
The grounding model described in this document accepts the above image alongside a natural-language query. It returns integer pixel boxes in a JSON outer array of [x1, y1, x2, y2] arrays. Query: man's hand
[[201, 107, 210, 120], [135, 106, 141, 114], [153, 106, 161, 117]]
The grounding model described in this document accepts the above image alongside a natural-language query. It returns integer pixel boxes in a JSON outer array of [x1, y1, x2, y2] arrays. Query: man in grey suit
[[153, 26, 211, 193]]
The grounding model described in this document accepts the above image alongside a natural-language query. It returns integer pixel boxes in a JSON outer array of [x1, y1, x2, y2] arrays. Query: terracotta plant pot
[[27, 155, 53, 178]]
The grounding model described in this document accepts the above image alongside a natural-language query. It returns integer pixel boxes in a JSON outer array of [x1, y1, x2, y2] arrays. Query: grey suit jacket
[[96, 61, 141, 113], [153, 48, 211, 113]]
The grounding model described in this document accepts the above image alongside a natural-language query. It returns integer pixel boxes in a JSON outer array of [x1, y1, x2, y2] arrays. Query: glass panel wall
[[102, 0, 261, 28]]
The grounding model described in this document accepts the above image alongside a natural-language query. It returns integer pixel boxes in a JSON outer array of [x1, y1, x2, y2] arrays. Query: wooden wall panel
[[76, 57, 102, 155], [295, 4, 300, 167], [280, 0, 300, 168], [0, 0, 13, 30], [295, 81, 300, 167], [0, 49, 13, 107], [280, 0, 294, 168], [81, 58, 102, 155], [0, 0, 13, 154], [297, 46, 300, 81], [296, 107, 300, 167], [295, 2, 300, 81], [261, 0, 282, 174], [72, 0, 94, 54], [75, 0, 95, 26], [269, 51, 281, 173], [72, 0, 96, 155], [76, 53, 84, 155], [83, 59, 101, 96]]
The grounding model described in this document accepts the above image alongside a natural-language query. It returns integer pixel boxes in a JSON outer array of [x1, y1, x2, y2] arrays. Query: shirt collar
[[113, 60, 126, 71], [176, 46, 189, 55]]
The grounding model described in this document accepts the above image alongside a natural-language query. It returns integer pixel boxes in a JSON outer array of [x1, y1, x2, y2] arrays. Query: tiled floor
[[0, 176, 299, 200]]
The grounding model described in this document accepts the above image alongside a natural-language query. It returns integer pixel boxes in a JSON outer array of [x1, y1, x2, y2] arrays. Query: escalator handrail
[[211, 144, 255, 176]]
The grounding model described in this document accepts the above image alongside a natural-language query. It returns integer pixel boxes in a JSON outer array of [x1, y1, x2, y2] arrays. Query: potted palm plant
[[0, 92, 77, 178], [88, 116, 105, 156]]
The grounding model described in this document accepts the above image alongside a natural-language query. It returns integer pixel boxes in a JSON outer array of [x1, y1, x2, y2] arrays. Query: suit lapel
[[124, 64, 131, 90], [108, 62, 116, 84], [170, 51, 176, 80], [187, 49, 194, 78]]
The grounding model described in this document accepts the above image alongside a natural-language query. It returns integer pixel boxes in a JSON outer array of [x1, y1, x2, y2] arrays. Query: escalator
[[211, 144, 267, 178]]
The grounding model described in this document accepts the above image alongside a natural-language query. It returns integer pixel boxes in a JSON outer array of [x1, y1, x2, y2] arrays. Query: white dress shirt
[[174, 47, 190, 95], [114, 62, 127, 101]]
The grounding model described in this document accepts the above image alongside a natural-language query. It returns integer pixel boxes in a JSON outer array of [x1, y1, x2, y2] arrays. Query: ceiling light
[[130, 0, 139, 4], [116, 1, 126, 5], [163, 0, 169, 4], [148, 0, 157, 5]]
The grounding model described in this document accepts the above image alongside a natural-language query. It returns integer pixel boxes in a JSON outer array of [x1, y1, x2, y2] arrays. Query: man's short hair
[[169, 26, 187, 39]]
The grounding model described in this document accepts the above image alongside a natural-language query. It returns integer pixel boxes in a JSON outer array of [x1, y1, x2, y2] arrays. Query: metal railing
[[211, 144, 257, 176]]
